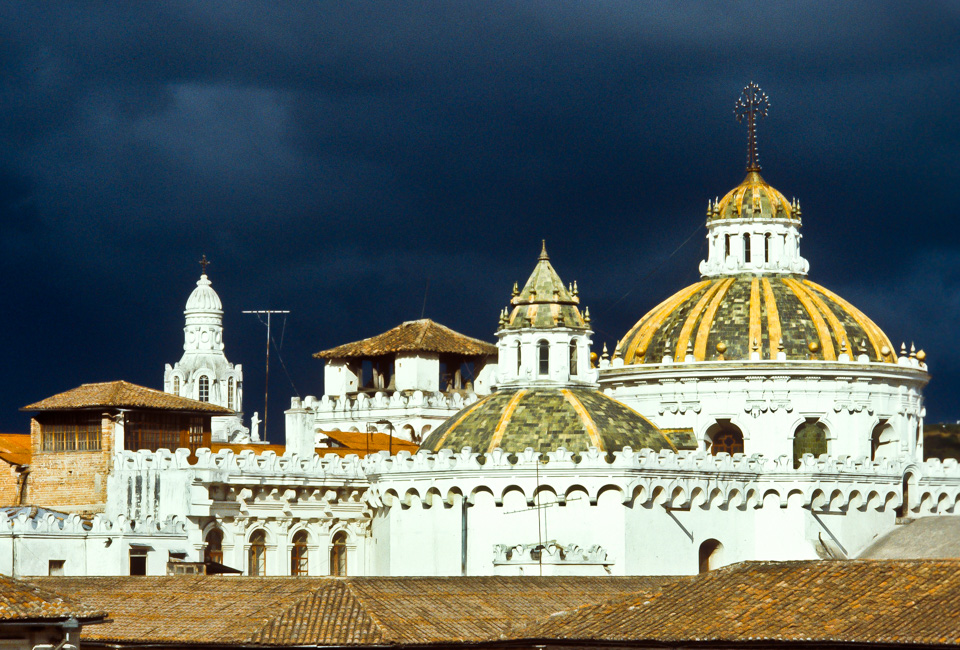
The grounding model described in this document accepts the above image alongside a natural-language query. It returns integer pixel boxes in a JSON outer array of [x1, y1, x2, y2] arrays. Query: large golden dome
[[615, 276, 896, 364]]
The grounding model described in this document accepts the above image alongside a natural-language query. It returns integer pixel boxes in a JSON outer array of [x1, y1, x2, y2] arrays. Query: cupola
[[495, 242, 597, 388]]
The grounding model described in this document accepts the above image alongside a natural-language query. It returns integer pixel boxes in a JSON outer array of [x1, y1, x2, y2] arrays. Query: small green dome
[[420, 388, 674, 455]]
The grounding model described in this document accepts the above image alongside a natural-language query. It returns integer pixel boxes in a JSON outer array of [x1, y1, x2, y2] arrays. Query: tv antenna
[[242, 309, 290, 441]]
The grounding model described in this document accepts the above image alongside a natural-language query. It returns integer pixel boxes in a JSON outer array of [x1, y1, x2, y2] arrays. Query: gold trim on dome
[[595, 392, 676, 452], [620, 280, 710, 364], [792, 281, 850, 355], [676, 280, 725, 361], [762, 278, 782, 360], [749, 278, 762, 358], [695, 277, 735, 360], [713, 171, 796, 222], [433, 395, 494, 451], [488, 390, 528, 452], [560, 389, 603, 451], [803, 280, 895, 363], [782, 278, 835, 360]]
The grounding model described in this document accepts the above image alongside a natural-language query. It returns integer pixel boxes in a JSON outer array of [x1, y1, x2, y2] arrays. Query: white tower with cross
[[164, 256, 249, 442]]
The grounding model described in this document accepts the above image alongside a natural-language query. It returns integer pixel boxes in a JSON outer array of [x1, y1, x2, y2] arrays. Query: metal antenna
[[242, 310, 291, 441], [734, 82, 770, 172]]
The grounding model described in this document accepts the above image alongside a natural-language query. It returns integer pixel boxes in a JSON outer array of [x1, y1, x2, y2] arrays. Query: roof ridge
[[340, 580, 390, 643]]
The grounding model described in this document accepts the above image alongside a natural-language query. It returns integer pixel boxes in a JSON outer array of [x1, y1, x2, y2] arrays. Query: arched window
[[743, 233, 751, 263], [173, 376, 180, 396], [204, 528, 223, 565], [793, 421, 828, 468], [871, 422, 897, 461], [291, 530, 308, 576], [537, 340, 550, 376], [569, 340, 578, 377], [515, 341, 522, 375], [330, 531, 347, 576], [764, 233, 771, 263], [724, 234, 731, 259], [698, 539, 723, 573], [227, 377, 235, 410], [198, 375, 210, 402], [708, 422, 744, 456], [248, 530, 266, 576]]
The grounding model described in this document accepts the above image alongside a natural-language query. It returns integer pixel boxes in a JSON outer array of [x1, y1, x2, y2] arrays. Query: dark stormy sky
[[2, 2, 959, 437]]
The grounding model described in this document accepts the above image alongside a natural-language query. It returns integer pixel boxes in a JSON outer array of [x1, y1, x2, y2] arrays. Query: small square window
[[48, 560, 65, 576], [130, 551, 148, 576]]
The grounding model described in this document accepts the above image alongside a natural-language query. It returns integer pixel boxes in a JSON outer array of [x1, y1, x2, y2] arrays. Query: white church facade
[[3, 84, 959, 579]]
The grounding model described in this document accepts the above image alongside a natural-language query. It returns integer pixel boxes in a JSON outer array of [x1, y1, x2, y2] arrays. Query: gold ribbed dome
[[709, 171, 798, 222], [616, 276, 896, 364]]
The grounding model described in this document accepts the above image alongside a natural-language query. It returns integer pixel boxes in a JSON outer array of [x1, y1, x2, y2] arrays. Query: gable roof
[[22, 381, 233, 414], [0, 574, 105, 622], [32, 575, 672, 646], [314, 319, 497, 359], [509, 559, 960, 646], [0, 433, 31, 466]]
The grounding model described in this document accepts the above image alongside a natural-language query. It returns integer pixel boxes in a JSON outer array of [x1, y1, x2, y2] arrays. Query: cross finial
[[199, 254, 211, 276], [734, 82, 770, 172]]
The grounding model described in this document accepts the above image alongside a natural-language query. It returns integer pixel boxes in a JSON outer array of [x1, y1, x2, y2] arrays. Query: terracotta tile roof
[[509, 559, 960, 646], [208, 432, 418, 458], [320, 430, 420, 456], [0, 433, 31, 466], [0, 574, 105, 622], [22, 381, 233, 414], [314, 319, 497, 359], [32, 575, 672, 646]]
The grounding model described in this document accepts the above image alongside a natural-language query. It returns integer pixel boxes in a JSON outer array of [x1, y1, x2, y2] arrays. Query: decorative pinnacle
[[199, 254, 211, 276], [734, 82, 770, 172], [539, 240, 549, 261]]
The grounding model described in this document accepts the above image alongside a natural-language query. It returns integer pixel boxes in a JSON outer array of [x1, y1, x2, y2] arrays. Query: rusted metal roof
[[32, 575, 670, 646], [0, 574, 105, 622], [314, 319, 497, 359], [21, 381, 233, 414], [508, 559, 960, 646]]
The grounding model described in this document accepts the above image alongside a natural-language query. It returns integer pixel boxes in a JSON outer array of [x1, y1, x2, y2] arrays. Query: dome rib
[[615, 276, 896, 365], [804, 280, 895, 363], [420, 388, 672, 455]]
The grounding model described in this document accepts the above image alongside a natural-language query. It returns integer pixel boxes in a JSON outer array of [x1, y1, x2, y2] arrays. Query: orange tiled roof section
[[209, 432, 417, 458], [33, 576, 672, 645], [509, 560, 960, 646], [321, 430, 419, 456], [21, 381, 232, 414], [314, 319, 497, 359], [0, 434, 31, 466], [0, 574, 105, 622]]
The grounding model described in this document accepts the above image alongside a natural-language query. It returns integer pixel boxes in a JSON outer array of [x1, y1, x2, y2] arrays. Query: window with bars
[[40, 414, 102, 452], [291, 530, 308, 576], [198, 376, 210, 402], [249, 530, 267, 576], [330, 531, 347, 576], [124, 413, 209, 453]]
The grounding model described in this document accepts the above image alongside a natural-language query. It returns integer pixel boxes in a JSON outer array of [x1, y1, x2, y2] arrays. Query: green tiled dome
[[498, 242, 588, 331], [420, 388, 674, 455]]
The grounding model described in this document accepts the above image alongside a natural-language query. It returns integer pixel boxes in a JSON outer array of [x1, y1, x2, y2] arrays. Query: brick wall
[[27, 415, 114, 515], [0, 462, 23, 506]]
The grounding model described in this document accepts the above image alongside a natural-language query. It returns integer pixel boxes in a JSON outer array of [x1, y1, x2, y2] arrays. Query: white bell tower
[[164, 256, 248, 442]]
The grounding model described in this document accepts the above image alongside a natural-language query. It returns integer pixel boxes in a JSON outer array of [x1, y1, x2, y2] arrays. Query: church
[[0, 84, 957, 578]]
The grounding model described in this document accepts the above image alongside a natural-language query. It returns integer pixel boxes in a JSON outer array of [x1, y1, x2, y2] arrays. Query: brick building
[[17, 380, 232, 514]]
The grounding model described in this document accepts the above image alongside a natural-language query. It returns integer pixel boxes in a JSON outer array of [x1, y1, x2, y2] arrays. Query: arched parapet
[[467, 485, 495, 506], [595, 484, 625, 505], [500, 484, 530, 507]]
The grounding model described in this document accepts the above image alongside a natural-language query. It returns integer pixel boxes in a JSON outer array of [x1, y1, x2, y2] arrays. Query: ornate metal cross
[[735, 82, 770, 172], [199, 254, 211, 275]]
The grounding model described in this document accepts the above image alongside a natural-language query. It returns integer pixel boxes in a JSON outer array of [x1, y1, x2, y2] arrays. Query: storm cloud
[[2, 2, 959, 434]]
